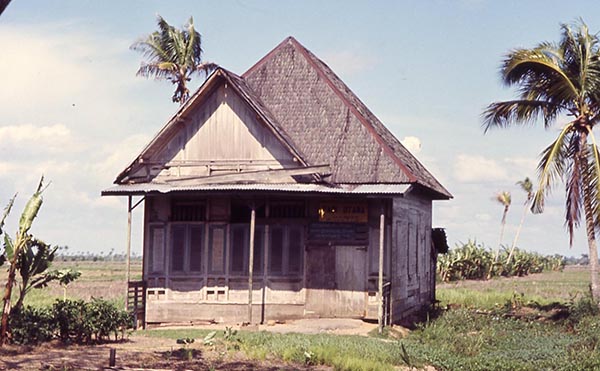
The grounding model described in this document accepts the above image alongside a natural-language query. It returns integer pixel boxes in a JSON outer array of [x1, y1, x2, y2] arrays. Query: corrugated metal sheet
[[101, 183, 410, 196]]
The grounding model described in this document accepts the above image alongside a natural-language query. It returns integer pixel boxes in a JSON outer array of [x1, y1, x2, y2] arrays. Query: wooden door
[[305, 245, 367, 317], [305, 246, 336, 316], [334, 246, 367, 317]]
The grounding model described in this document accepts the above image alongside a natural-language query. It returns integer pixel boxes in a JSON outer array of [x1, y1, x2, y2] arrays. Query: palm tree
[[506, 178, 534, 265], [131, 15, 217, 104], [0, 0, 12, 16], [488, 191, 511, 279], [483, 20, 600, 303]]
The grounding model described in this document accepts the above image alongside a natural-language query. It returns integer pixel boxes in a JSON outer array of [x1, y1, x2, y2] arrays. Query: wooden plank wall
[[143, 196, 306, 323], [149, 83, 297, 180], [390, 192, 434, 322]]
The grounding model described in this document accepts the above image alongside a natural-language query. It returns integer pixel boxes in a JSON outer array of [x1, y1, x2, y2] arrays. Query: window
[[149, 225, 165, 273], [170, 224, 204, 273], [270, 202, 305, 219], [230, 224, 264, 275], [171, 201, 205, 222], [269, 225, 304, 276], [209, 225, 226, 274]]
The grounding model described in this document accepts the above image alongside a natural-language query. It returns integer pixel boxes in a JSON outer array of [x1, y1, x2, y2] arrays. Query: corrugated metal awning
[[101, 183, 411, 196]]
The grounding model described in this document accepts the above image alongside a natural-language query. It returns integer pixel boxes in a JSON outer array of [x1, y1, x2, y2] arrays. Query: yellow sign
[[317, 201, 368, 223]]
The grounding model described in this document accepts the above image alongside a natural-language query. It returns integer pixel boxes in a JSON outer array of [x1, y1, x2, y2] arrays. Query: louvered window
[[171, 202, 205, 222]]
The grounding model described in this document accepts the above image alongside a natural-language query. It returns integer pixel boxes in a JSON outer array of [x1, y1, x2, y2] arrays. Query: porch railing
[[127, 280, 146, 329]]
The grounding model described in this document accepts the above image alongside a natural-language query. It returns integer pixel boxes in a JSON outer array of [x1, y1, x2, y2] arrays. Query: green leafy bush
[[9, 306, 55, 344], [51, 298, 133, 344], [53, 298, 92, 343], [438, 240, 565, 282]]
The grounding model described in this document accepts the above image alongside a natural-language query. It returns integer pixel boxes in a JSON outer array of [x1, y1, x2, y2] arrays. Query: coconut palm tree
[[506, 178, 534, 265], [488, 191, 511, 279], [496, 191, 512, 245], [483, 20, 600, 303], [131, 15, 217, 104], [0, 0, 12, 16]]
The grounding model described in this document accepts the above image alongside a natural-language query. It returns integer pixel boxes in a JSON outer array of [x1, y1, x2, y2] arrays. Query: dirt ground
[[0, 318, 379, 371]]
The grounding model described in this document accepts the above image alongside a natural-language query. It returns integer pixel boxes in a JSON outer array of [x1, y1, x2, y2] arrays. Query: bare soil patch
[[0, 333, 330, 370]]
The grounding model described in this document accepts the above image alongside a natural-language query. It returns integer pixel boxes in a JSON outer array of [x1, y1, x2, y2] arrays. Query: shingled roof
[[111, 37, 451, 199], [243, 37, 451, 199]]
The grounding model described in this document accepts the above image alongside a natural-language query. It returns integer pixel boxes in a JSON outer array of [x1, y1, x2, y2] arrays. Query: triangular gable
[[116, 68, 312, 185], [243, 37, 451, 199]]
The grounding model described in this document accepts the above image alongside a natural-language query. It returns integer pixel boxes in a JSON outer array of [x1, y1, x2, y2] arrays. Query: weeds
[[176, 338, 195, 360]]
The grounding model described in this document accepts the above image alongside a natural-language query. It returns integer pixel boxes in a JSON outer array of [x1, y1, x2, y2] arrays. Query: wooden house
[[102, 37, 451, 326]]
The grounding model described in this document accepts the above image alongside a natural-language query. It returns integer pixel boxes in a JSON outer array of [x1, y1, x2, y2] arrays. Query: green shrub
[[52, 298, 133, 344], [87, 298, 134, 342], [9, 306, 55, 344], [438, 241, 565, 282], [53, 299, 92, 343]]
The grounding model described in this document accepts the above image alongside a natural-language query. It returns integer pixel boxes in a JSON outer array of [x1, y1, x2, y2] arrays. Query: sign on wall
[[317, 201, 368, 223], [308, 222, 369, 245]]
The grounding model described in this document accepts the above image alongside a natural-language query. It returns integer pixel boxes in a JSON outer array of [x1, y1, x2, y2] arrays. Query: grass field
[[436, 265, 590, 309], [4, 261, 600, 370], [18, 260, 142, 308]]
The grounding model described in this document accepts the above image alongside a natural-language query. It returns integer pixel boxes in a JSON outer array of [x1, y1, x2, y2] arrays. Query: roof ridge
[[242, 36, 296, 78], [286, 38, 451, 198], [282, 37, 419, 184]]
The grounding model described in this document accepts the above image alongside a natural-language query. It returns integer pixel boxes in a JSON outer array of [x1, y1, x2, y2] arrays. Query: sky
[[1, 0, 599, 258]]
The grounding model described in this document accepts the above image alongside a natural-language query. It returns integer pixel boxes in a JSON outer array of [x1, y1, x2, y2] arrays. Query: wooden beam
[[378, 204, 385, 334], [165, 165, 331, 184], [248, 204, 256, 324], [125, 195, 132, 311]]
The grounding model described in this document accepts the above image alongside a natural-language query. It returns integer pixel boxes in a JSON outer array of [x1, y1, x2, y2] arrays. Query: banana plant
[[0, 177, 48, 345], [0, 195, 16, 268], [11, 240, 80, 311]]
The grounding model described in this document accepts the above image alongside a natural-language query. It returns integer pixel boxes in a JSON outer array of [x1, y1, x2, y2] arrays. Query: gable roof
[[112, 37, 451, 199], [115, 67, 309, 184], [243, 37, 450, 199]]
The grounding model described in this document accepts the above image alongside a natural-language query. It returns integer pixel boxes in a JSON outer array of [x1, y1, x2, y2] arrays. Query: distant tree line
[[55, 246, 141, 262]]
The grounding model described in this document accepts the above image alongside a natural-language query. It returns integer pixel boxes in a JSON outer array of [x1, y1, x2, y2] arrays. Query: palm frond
[[482, 100, 561, 132], [503, 47, 579, 105], [532, 122, 575, 213], [584, 128, 600, 231], [132, 14, 215, 105], [564, 132, 583, 243], [516, 177, 534, 203]]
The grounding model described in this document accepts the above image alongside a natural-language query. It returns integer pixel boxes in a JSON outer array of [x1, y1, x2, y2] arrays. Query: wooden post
[[109, 348, 116, 367], [125, 195, 132, 311], [248, 204, 256, 324], [378, 204, 385, 334]]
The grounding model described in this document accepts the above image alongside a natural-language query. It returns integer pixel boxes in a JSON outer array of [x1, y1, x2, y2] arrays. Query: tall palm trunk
[[488, 204, 509, 279], [583, 185, 600, 304], [506, 204, 528, 265], [581, 132, 600, 304]]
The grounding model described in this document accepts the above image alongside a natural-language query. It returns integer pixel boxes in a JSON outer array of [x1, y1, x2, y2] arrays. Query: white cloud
[[321, 49, 377, 76], [401, 136, 422, 154], [90, 133, 151, 185], [0, 124, 81, 154], [0, 26, 90, 106], [454, 154, 508, 183]]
